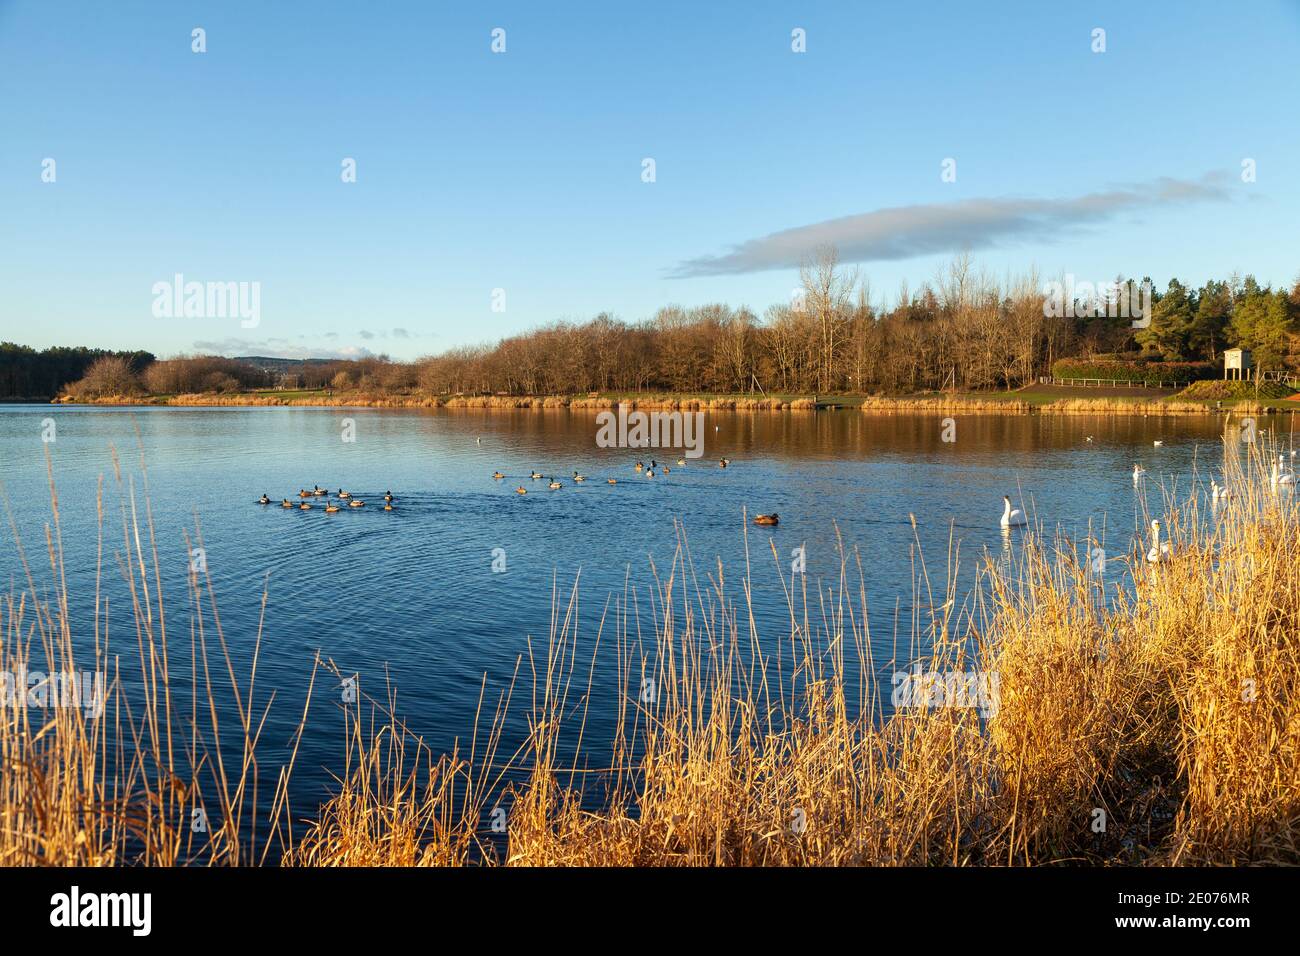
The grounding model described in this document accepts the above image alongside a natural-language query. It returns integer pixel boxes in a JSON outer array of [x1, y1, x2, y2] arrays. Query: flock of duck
[[251, 425, 1298, 557], [257, 485, 396, 512], [491, 457, 779, 524]]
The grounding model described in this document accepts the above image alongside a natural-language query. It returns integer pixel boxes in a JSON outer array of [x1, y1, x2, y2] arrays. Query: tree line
[[0, 343, 154, 400], [14, 251, 1300, 401]]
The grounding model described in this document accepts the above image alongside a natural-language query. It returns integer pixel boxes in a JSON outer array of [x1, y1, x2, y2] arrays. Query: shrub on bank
[[1051, 359, 1218, 385], [1177, 379, 1296, 400]]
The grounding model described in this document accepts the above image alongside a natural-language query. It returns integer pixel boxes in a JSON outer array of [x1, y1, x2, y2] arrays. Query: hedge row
[[1051, 359, 1218, 385]]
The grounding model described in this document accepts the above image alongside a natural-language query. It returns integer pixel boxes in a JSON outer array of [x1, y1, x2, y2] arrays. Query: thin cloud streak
[[668, 173, 1234, 278]]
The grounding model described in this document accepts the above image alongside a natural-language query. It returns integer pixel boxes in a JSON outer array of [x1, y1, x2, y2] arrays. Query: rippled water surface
[[0, 404, 1241, 810]]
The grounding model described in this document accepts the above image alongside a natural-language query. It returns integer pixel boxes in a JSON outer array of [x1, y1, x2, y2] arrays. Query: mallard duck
[[299, 502, 312, 510], [549, 479, 562, 490], [515, 486, 527, 495], [258, 494, 271, 505], [281, 499, 293, 508], [349, 499, 365, 508], [493, 471, 506, 480], [325, 501, 341, 513], [754, 513, 779, 526], [338, 490, 351, 499]]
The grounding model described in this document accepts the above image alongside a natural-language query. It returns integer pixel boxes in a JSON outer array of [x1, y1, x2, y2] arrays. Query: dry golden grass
[[0, 448, 309, 865], [3, 439, 1298, 866]]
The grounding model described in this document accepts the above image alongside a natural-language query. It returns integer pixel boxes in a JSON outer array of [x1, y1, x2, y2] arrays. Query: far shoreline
[[34, 386, 1299, 416]]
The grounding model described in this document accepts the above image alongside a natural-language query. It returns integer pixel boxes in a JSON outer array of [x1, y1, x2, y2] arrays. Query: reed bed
[[859, 396, 1034, 414], [1037, 397, 1253, 416], [3, 441, 1298, 866], [0, 449, 307, 865], [61, 391, 1285, 416]]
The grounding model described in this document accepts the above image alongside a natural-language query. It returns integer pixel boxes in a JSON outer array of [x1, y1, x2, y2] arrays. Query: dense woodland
[[8, 253, 1300, 400]]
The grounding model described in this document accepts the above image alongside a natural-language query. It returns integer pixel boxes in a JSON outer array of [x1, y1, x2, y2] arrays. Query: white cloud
[[669, 172, 1234, 277]]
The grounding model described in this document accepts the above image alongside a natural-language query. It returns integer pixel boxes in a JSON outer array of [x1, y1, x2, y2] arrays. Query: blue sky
[[2, 0, 1298, 360]]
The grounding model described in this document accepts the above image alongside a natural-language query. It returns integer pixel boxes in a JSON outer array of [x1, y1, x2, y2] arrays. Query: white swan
[[1133, 463, 1146, 482], [1271, 457, 1294, 491], [1146, 520, 1170, 563], [1000, 495, 1026, 529]]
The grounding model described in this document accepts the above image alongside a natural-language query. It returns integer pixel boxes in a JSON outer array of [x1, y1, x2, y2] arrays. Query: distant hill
[[234, 356, 337, 375]]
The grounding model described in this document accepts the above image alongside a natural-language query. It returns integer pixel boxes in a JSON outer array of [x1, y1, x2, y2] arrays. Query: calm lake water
[[0, 404, 1250, 824]]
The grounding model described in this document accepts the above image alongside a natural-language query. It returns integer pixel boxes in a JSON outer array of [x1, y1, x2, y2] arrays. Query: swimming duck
[[299, 502, 312, 510], [383, 491, 394, 501], [299, 489, 312, 498], [515, 486, 527, 495], [549, 479, 562, 490], [753, 513, 779, 526], [719, 458, 730, 468], [281, 499, 293, 508], [662, 466, 670, 475], [349, 499, 365, 507], [493, 471, 506, 480], [383, 501, 394, 511], [258, 494, 271, 505], [530, 471, 543, 480], [325, 501, 341, 513], [573, 472, 587, 482], [676, 458, 686, 466], [1153, 440, 1164, 447], [338, 490, 351, 499], [313, 486, 328, 496], [645, 469, 654, 478], [606, 478, 617, 485], [635, 462, 643, 472]]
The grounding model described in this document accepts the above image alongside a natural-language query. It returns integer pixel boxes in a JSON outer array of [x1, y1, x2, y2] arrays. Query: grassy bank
[[3, 444, 1298, 865]]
